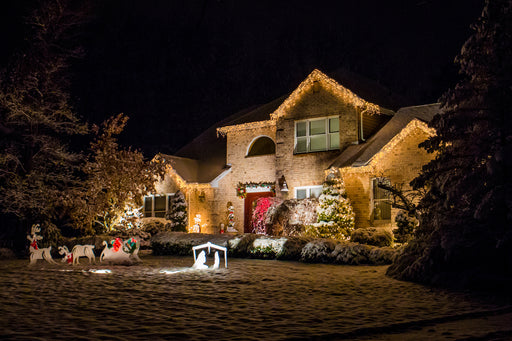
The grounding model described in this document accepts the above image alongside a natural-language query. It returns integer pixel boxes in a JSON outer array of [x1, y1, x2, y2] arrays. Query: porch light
[[279, 175, 289, 192]]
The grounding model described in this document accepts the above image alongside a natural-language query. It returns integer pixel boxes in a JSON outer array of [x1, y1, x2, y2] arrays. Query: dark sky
[[1, 0, 485, 156]]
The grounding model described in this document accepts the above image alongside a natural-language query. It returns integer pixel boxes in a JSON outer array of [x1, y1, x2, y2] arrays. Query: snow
[[0, 256, 510, 340]]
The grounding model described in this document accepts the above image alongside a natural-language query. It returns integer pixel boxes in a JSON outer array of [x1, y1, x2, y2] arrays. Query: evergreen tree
[[167, 191, 187, 232], [0, 0, 89, 240], [388, 0, 512, 288], [304, 177, 355, 240]]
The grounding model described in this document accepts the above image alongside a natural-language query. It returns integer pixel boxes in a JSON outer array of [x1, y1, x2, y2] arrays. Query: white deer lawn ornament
[[71, 244, 96, 265], [58, 245, 96, 265], [27, 224, 56, 265], [58, 246, 73, 264]]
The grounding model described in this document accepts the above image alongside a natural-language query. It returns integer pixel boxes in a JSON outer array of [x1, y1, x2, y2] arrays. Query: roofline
[[338, 118, 435, 173], [216, 119, 276, 137], [271, 69, 383, 120]]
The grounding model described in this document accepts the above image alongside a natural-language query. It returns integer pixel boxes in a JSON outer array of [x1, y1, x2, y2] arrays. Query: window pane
[[310, 135, 327, 151], [329, 133, 340, 149], [374, 200, 391, 220], [310, 186, 323, 198], [296, 137, 307, 153], [143, 197, 153, 217], [155, 196, 166, 211], [329, 117, 339, 133], [310, 119, 326, 135], [296, 121, 307, 137], [296, 189, 307, 199]]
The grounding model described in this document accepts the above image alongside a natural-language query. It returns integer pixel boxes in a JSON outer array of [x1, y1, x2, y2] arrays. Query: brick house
[[144, 69, 439, 233]]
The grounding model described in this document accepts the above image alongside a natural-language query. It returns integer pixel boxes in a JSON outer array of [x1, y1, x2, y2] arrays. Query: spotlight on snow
[[89, 269, 112, 274]]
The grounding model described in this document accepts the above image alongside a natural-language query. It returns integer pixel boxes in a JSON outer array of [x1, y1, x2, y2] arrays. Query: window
[[247, 136, 276, 156], [295, 186, 323, 199], [295, 116, 340, 153], [143, 193, 174, 218], [372, 178, 391, 220]]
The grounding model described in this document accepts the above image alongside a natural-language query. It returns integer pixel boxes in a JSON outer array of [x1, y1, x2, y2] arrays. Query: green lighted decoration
[[236, 182, 275, 199]]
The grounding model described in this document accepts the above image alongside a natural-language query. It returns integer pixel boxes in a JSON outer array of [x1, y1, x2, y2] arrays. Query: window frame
[[143, 193, 175, 218], [371, 178, 392, 221], [295, 185, 323, 199], [294, 115, 340, 154]]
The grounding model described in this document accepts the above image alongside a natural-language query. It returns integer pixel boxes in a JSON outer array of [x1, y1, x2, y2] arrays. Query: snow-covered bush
[[166, 191, 187, 232], [303, 178, 355, 240], [266, 198, 317, 236], [351, 227, 394, 247], [393, 210, 418, 243]]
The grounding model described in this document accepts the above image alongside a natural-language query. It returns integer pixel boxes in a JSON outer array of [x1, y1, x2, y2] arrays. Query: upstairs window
[[295, 116, 340, 153], [247, 136, 276, 156]]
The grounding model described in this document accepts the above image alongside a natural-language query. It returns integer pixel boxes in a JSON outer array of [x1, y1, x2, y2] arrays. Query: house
[[144, 69, 439, 233]]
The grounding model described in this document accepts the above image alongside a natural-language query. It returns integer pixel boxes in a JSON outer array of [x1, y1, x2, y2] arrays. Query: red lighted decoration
[[252, 197, 273, 234]]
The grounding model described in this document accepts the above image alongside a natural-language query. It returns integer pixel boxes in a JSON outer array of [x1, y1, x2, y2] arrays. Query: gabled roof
[[163, 69, 411, 184], [331, 103, 440, 169], [271, 69, 389, 120]]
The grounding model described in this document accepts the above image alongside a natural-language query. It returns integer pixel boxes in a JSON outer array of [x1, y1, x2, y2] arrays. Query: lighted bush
[[166, 191, 188, 232], [252, 197, 278, 234], [351, 227, 394, 247], [303, 178, 355, 240], [393, 210, 418, 244]]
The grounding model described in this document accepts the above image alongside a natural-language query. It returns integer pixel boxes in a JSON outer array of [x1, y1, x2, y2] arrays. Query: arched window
[[247, 136, 276, 157]]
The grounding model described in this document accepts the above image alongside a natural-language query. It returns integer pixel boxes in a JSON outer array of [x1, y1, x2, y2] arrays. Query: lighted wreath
[[236, 182, 275, 199]]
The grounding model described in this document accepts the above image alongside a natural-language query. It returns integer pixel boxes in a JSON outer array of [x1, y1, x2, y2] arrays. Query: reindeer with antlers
[[27, 224, 56, 265]]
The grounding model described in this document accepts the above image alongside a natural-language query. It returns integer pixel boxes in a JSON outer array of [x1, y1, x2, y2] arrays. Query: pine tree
[[388, 0, 512, 287], [167, 191, 188, 232], [305, 178, 355, 240]]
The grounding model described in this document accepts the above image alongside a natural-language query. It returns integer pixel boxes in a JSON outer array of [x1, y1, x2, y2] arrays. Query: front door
[[244, 191, 274, 233]]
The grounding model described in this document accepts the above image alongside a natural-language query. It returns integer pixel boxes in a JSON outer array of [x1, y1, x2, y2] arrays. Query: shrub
[[351, 227, 394, 247], [166, 191, 188, 232], [302, 178, 355, 240], [393, 211, 418, 243], [266, 198, 316, 236], [141, 220, 167, 236]]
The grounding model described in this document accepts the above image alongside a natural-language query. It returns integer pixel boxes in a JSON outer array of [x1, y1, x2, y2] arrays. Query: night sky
[[0, 0, 485, 156]]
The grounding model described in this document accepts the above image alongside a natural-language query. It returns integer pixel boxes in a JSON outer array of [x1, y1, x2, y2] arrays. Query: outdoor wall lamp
[[198, 190, 206, 202], [279, 175, 289, 192]]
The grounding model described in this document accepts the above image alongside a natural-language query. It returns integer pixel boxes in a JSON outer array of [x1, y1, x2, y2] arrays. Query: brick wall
[[275, 82, 359, 200], [341, 126, 435, 229]]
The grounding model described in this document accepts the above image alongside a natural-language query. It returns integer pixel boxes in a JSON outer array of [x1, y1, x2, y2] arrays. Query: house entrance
[[244, 191, 274, 233]]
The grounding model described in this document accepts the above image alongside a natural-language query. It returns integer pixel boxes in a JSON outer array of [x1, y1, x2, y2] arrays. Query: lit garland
[[337, 119, 435, 175], [236, 181, 276, 199], [217, 120, 275, 137], [271, 69, 381, 120]]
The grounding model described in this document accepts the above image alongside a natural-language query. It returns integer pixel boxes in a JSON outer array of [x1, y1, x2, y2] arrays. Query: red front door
[[244, 191, 274, 233]]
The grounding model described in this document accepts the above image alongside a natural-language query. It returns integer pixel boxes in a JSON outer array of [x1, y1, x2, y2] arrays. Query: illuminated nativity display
[[143, 69, 438, 236]]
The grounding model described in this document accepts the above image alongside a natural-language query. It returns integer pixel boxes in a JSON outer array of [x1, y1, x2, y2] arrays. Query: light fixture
[[198, 190, 206, 202], [279, 175, 288, 192]]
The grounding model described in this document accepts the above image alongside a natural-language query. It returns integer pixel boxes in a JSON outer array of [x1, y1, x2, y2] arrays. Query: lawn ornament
[[58, 246, 73, 264], [191, 242, 227, 269], [192, 250, 208, 269], [72, 245, 96, 264], [27, 224, 56, 265], [100, 237, 140, 263]]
